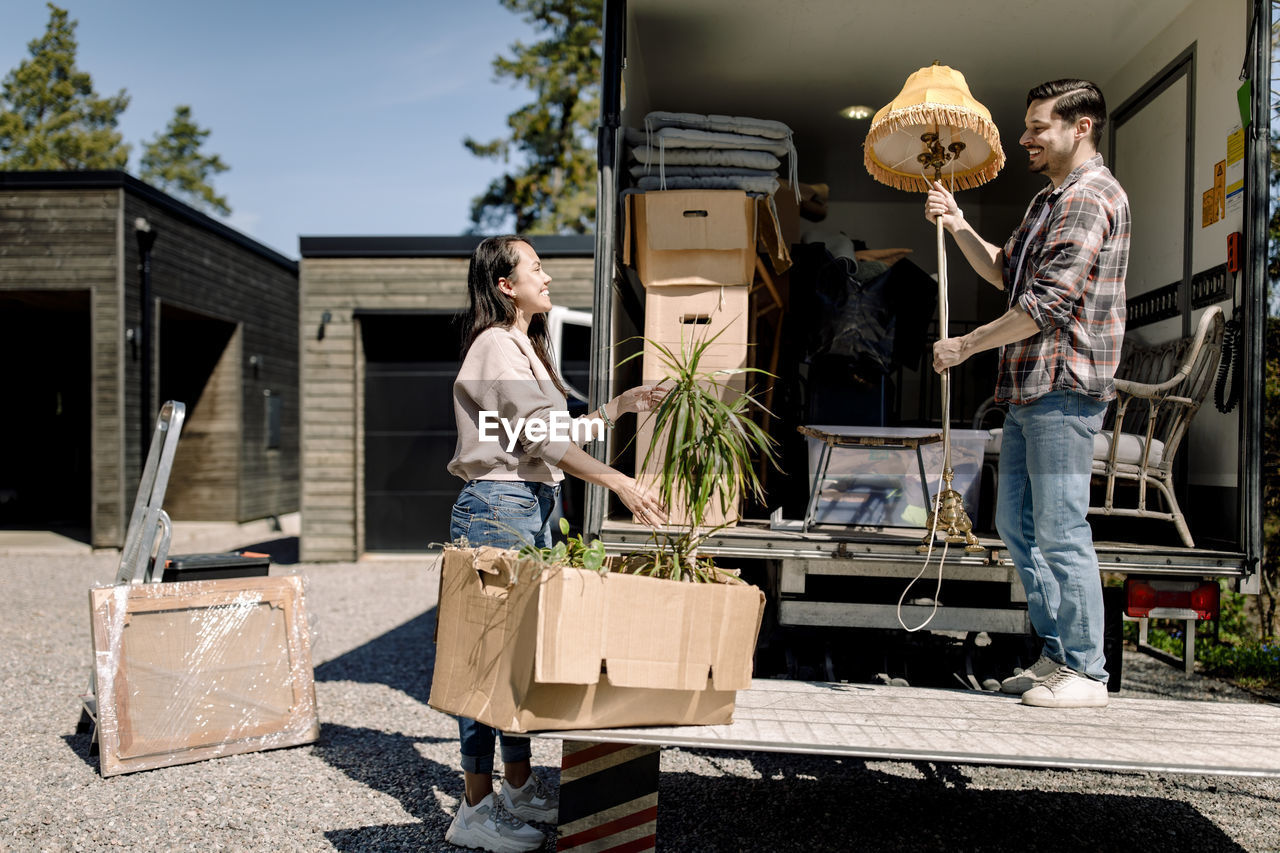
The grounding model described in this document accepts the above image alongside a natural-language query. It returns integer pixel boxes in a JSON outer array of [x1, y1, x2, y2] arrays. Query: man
[[926, 79, 1129, 708]]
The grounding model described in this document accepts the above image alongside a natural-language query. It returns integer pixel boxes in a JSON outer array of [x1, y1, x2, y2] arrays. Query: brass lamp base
[[918, 470, 985, 553]]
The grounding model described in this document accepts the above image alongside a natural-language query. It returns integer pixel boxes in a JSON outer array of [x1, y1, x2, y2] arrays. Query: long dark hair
[[459, 235, 569, 397]]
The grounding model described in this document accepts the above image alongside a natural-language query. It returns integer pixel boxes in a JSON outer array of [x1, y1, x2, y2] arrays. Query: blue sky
[[2, 0, 543, 258]]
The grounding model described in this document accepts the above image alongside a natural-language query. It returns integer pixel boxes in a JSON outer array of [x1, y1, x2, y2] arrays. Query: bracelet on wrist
[[599, 405, 615, 430]]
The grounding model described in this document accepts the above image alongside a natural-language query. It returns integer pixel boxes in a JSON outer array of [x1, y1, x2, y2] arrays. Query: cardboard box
[[805, 429, 988, 527], [624, 190, 757, 287], [429, 547, 765, 732], [643, 284, 749, 350], [640, 340, 748, 386], [774, 180, 830, 249]]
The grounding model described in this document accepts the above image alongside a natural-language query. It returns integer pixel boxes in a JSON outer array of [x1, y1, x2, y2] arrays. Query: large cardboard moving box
[[624, 190, 757, 287], [429, 547, 765, 732], [642, 284, 749, 350]]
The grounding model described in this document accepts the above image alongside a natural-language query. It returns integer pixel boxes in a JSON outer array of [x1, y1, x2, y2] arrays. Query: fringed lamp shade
[[863, 63, 1005, 192], [861, 63, 1004, 553]]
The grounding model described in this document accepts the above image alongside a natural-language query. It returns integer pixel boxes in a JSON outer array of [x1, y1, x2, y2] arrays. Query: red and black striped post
[[557, 741, 660, 852]]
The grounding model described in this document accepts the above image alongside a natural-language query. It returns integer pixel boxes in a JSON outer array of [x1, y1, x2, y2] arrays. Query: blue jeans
[[448, 479, 559, 774], [995, 390, 1109, 683]]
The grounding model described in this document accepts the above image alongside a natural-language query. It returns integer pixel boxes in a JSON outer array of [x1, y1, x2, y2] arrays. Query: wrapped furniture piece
[[88, 575, 318, 777]]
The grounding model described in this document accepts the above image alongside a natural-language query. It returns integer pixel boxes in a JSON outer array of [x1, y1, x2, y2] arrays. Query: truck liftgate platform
[[536, 679, 1280, 850]]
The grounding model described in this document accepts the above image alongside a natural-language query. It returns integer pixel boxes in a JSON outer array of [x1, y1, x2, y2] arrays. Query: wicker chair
[[973, 305, 1225, 547], [1090, 305, 1225, 547]]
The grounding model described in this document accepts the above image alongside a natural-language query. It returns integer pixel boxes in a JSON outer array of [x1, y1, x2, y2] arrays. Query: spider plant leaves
[[632, 328, 780, 538]]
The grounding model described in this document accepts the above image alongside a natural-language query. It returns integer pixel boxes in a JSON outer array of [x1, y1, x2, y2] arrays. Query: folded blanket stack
[[625, 111, 799, 201]]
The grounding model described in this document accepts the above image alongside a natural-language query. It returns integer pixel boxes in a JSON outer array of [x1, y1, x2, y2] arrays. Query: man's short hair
[[1027, 79, 1107, 148]]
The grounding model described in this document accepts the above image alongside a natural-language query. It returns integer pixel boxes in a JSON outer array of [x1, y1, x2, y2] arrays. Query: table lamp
[[863, 62, 1005, 552]]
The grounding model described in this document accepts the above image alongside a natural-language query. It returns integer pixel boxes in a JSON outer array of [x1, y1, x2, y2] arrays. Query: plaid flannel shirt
[[996, 154, 1129, 404]]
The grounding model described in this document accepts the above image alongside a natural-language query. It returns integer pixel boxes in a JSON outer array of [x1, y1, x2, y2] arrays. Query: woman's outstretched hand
[[614, 475, 667, 528], [615, 381, 670, 414]]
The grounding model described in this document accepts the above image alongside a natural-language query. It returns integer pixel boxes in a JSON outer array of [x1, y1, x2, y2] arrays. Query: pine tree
[[0, 3, 130, 170], [140, 105, 231, 216], [465, 0, 601, 234]]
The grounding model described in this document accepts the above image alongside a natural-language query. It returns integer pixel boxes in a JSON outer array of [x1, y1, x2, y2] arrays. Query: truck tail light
[[1124, 578, 1220, 621]]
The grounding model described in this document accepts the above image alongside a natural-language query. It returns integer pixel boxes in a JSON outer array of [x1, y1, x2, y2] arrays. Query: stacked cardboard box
[[623, 189, 757, 526]]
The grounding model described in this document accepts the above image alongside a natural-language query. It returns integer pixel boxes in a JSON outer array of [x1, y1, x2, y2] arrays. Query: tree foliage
[[465, 0, 601, 234], [0, 4, 231, 215], [1264, 316, 1279, 637], [140, 105, 231, 216], [1263, 3, 1279, 636], [0, 3, 130, 170]]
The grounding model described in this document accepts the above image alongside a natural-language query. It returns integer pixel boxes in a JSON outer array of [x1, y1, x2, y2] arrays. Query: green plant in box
[[518, 517, 608, 573], [619, 328, 780, 582]]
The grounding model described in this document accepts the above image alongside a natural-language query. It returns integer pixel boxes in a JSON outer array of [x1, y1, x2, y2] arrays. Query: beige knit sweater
[[448, 325, 598, 484]]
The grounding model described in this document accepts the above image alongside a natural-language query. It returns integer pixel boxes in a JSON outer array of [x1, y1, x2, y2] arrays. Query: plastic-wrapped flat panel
[[88, 575, 318, 777]]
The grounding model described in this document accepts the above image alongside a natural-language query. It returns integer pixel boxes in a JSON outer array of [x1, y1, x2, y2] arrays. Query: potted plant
[[621, 329, 780, 582]]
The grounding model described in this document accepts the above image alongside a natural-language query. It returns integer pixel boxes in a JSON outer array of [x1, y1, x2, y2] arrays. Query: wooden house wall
[[163, 326, 242, 520], [123, 194, 299, 525], [299, 254, 594, 561], [0, 188, 125, 547]]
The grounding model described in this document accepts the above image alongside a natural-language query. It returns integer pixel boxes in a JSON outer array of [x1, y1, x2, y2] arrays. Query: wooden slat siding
[[123, 194, 299, 527], [298, 254, 594, 560], [164, 326, 241, 519], [0, 188, 125, 547]]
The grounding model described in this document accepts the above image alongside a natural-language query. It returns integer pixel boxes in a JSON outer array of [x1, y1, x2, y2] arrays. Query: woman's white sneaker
[[444, 792, 544, 852], [500, 771, 559, 823], [1021, 666, 1109, 708]]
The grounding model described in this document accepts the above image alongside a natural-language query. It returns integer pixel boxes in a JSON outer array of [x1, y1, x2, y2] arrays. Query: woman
[[444, 235, 666, 853]]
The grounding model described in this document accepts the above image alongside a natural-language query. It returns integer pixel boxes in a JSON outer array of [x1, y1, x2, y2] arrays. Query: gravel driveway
[[1, 546, 1277, 852]]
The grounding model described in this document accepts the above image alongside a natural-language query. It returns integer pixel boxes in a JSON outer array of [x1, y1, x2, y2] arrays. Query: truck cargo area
[[585, 0, 1268, 669]]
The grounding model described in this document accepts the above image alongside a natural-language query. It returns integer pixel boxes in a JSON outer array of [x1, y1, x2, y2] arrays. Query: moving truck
[[581, 0, 1270, 689]]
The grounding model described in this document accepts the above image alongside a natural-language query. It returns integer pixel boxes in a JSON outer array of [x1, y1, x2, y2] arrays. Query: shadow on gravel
[[657, 751, 1247, 852], [314, 723, 458, 852], [312, 611, 464, 850], [313, 607, 438, 706], [60, 729, 97, 772]]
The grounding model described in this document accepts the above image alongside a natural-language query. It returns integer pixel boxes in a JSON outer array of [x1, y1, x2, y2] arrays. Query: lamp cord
[[898, 163, 960, 634], [896, 464, 950, 633]]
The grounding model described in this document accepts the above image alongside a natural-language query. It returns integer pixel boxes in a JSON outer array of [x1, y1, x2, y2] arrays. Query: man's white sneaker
[[500, 771, 559, 823], [999, 654, 1062, 695], [1021, 666, 1109, 708], [444, 792, 544, 852]]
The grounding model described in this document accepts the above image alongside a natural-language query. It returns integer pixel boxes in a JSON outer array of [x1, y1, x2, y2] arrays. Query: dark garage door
[[362, 314, 461, 551], [0, 290, 91, 531]]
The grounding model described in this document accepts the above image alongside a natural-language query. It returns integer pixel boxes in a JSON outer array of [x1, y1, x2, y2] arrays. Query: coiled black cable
[[1214, 313, 1241, 414]]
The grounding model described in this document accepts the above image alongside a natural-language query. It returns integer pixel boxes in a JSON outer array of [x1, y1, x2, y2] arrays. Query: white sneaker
[[1021, 666, 1109, 708], [500, 771, 559, 823], [444, 792, 544, 852], [999, 654, 1062, 695]]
